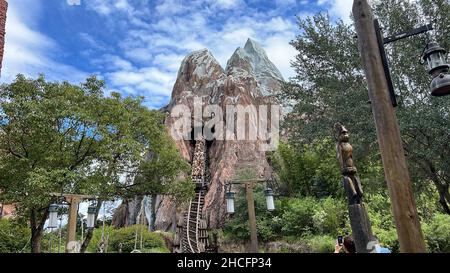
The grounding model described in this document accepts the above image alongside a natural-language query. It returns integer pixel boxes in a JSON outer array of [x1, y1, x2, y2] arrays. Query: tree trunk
[[426, 161, 450, 215], [31, 228, 44, 253], [432, 180, 450, 215], [80, 200, 103, 253], [150, 194, 157, 231], [30, 208, 49, 253]]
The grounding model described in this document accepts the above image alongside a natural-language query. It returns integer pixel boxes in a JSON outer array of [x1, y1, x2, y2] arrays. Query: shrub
[[307, 235, 335, 253], [363, 193, 401, 252], [423, 214, 450, 253], [0, 219, 31, 253], [280, 197, 319, 236], [317, 197, 347, 235], [86, 225, 115, 253], [109, 225, 166, 253], [86, 225, 167, 253]]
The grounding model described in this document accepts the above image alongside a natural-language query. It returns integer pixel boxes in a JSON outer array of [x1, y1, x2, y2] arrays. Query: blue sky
[[2, 0, 353, 109]]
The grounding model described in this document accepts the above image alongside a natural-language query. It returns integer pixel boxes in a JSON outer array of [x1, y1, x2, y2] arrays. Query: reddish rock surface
[[113, 39, 283, 231], [155, 39, 283, 230]]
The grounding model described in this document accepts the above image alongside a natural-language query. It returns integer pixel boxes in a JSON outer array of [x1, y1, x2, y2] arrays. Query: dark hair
[[343, 236, 356, 253]]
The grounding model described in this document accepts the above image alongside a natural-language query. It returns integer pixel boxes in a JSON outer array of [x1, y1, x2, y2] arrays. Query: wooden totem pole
[[335, 123, 374, 253]]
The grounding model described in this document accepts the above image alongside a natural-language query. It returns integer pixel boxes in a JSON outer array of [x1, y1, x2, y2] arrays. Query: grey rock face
[[114, 39, 284, 231]]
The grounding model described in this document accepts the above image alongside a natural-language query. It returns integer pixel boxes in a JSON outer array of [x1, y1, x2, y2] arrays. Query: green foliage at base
[[87, 225, 167, 253], [0, 219, 31, 253], [423, 214, 450, 253], [307, 235, 335, 253]]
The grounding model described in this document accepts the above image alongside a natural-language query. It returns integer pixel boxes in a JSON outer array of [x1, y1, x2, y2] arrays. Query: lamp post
[[353, 0, 426, 252], [48, 193, 97, 253], [226, 179, 275, 253], [373, 15, 450, 104]]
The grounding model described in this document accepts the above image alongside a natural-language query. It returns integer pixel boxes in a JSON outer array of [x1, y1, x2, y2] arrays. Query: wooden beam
[[50, 193, 96, 200]]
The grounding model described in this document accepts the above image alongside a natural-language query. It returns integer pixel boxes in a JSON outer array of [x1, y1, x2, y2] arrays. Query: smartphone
[[337, 235, 343, 246]]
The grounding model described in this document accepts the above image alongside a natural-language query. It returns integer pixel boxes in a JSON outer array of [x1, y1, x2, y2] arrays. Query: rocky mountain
[[113, 38, 284, 232], [226, 39, 284, 96]]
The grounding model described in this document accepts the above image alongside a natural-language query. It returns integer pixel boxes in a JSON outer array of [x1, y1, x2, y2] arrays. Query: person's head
[[343, 235, 356, 253]]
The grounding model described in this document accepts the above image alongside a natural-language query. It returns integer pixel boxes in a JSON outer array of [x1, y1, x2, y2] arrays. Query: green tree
[[0, 75, 192, 252], [269, 140, 342, 198], [278, 0, 450, 213]]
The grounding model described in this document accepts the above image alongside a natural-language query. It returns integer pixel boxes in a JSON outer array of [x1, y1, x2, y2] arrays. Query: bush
[[280, 197, 346, 237], [87, 225, 115, 253], [364, 193, 399, 252], [423, 214, 450, 253], [86, 225, 168, 253], [0, 219, 31, 253], [307, 235, 335, 253], [280, 197, 319, 236], [315, 197, 347, 235]]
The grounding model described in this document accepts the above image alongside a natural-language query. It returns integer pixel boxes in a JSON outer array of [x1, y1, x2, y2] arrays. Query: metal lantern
[[226, 191, 235, 214], [48, 203, 59, 228], [423, 41, 450, 96], [86, 205, 96, 229], [265, 188, 275, 212]]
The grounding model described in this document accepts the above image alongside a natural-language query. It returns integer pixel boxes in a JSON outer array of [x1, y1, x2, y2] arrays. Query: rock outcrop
[[114, 38, 284, 232], [156, 38, 283, 231]]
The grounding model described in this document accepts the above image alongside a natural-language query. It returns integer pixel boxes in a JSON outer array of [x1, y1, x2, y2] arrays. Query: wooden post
[[66, 196, 81, 253], [245, 182, 258, 253], [335, 123, 374, 253], [352, 0, 426, 252]]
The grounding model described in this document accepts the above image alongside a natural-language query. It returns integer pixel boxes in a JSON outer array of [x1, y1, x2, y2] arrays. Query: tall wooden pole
[[66, 197, 81, 253], [245, 182, 259, 253], [352, 0, 426, 252]]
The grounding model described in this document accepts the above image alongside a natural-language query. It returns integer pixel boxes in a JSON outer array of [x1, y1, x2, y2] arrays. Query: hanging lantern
[[48, 203, 59, 228], [226, 191, 235, 214], [423, 41, 450, 96], [86, 205, 96, 229], [265, 188, 275, 212]]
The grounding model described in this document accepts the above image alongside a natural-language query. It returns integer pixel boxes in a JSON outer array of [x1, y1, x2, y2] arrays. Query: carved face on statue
[[334, 123, 349, 142], [340, 127, 349, 142]]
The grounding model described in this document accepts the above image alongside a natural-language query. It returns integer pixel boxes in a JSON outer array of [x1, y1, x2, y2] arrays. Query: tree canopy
[[0, 75, 193, 252], [278, 0, 450, 213]]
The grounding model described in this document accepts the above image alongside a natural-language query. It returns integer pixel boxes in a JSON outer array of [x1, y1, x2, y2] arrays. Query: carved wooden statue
[[335, 123, 364, 205], [334, 122, 374, 253]]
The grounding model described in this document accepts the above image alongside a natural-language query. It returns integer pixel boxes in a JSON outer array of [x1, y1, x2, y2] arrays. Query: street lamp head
[[225, 191, 235, 214], [430, 73, 450, 96], [86, 204, 97, 229], [48, 203, 59, 228], [265, 188, 275, 212], [423, 41, 450, 96], [423, 41, 449, 76]]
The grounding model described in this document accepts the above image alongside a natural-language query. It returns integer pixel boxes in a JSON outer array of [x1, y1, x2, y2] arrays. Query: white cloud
[[215, 0, 241, 9], [331, 0, 353, 23], [106, 66, 176, 98], [87, 0, 134, 15], [322, 0, 353, 24], [264, 35, 298, 79], [1, 0, 86, 83], [4, 0, 305, 108], [79, 32, 107, 51], [84, 2, 301, 102]]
